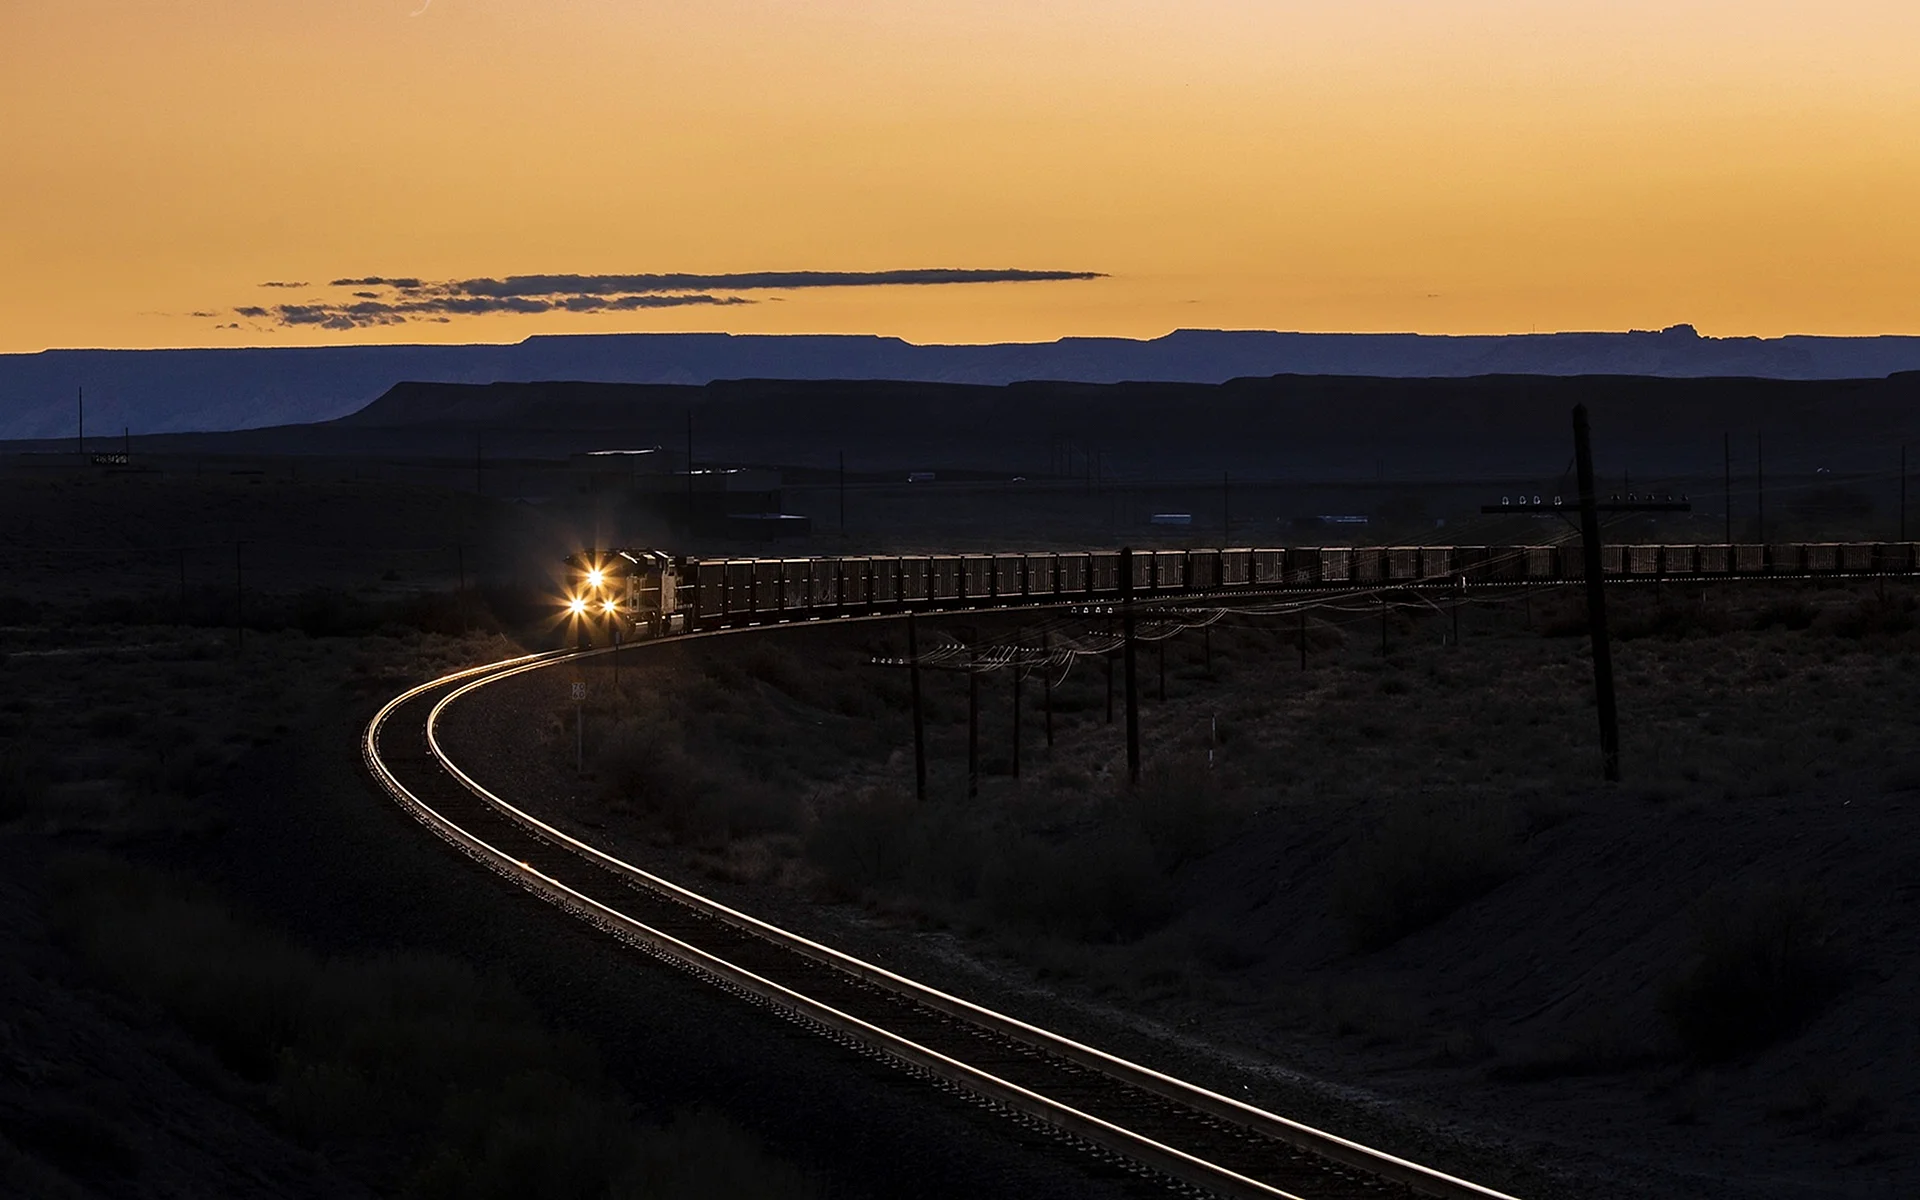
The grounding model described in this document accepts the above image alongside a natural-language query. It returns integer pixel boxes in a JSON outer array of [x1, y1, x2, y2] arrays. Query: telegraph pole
[[838, 450, 846, 536], [907, 613, 927, 802], [1011, 640, 1022, 780], [1573, 405, 1620, 782], [1121, 548, 1141, 784], [1757, 431, 1766, 545], [1042, 629, 1054, 748], [967, 631, 980, 799], [1222, 471, 1230, 540], [1902, 445, 1908, 542], [685, 411, 695, 527], [77, 388, 84, 458], [1298, 607, 1307, 670]]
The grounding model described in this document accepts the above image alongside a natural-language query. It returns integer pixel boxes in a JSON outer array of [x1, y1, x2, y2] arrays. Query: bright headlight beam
[[586, 568, 604, 588], [601, 599, 617, 614], [567, 597, 587, 615]]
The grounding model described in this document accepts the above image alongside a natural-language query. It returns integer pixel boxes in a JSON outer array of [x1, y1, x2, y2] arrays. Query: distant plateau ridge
[[6, 326, 1920, 442]]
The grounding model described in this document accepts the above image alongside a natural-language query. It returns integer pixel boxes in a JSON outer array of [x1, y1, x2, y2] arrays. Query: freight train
[[564, 541, 1920, 638]]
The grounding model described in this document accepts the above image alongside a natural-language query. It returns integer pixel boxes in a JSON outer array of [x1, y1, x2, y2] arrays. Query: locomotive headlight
[[586, 568, 604, 589], [567, 596, 587, 615], [601, 599, 617, 614]]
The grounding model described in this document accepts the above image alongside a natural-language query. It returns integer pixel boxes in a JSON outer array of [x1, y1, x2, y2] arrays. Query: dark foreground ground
[[3, 447, 1916, 1198], [435, 585, 1920, 1200]]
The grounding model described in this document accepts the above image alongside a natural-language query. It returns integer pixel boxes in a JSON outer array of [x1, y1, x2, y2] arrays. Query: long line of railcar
[[631, 542, 1915, 632], [566, 542, 1920, 635]]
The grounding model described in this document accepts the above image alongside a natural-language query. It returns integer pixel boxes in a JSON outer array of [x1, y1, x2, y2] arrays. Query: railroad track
[[365, 642, 1525, 1200]]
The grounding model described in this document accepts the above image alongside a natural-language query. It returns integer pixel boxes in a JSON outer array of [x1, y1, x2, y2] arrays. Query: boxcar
[[1319, 548, 1353, 583], [1351, 547, 1383, 583], [1803, 544, 1838, 573], [1661, 545, 1697, 575], [1697, 545, 1730, 574], [1058, 553, 1090, 594], [1769, 544, 1804, 573], [1020, 553, 1053, 597], [1600, 545, 1626, 575], [778, 559, 811, 609], [1220, 549, 1251, 586], [994, 554, 1025, 598], [1627, 545, 1659, 575], [1153, 550, 1185, 590], [1842, 544, 1875, 573], [1420, 547, 1455, 580], [1188, 550, 1219, 590], [1733, 544, 1766, 573], [1122, 550, 1147, 592], [1090, 551, 1121, 593], [901, 557, 932, 602], [931, 556, 962, 602]]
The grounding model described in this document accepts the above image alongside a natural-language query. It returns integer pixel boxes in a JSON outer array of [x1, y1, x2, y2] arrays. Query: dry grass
[[52, 855, 817, 1200], [1661, 885, 1848, 1063]]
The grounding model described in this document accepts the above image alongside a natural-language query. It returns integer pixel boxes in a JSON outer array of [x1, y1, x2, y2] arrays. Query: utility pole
[[967, 631, 980, 799], [1452, 579, 1462, 647], [1011, 640, 1022, 780], [1902, 445, 1908, 542], [1573, 405, 1620, 782], [475, 431, 483, 494], [1120, 548, 1141, 784], [1723, 432, 1732, 545], [1298, 607, 1307, 670], [1105, 648, 1114, 724], [1379, 593, 1389, 656], [177, 548, 187, 623], [1757, 431, 1766, 545], [907, 613, 927, 802], [1157, 637, 1166, 702], [685, 411, 695, 527], [1042, 629, 1054, 748], [77, 388, 84, 458], [838, 450, 846, 536], [1204, 623, 1212, 677], [1222, 471, 1230, 541]]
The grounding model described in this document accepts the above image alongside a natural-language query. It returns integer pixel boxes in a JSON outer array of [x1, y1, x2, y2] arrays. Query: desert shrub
[[0, 743, 51, 820], [1121, 759, 1249, 870], [1750, 598, 1817, 632], [0, 592, 39, 624], [1821, 592, 1916, 640], [85, 707, 139, 738], [1332, 797, 1523, 952], [51, 855, 815, 1199], [1615, 602, 1733, 641], [976, 826, 1174, 943], [597, 714, 799, 841], [804, 795, 984, 908], [1661, 885, 1846, 1062]]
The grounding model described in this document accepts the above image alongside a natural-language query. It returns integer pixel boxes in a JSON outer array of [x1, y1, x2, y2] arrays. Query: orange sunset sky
[[3, 0, 1917, 353]]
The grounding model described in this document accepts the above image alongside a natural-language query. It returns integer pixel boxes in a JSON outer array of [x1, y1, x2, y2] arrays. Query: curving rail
[[366, 630, 1526, 1200]]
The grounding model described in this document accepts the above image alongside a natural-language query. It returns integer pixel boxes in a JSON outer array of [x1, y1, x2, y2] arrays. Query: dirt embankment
[[437, 584, 1920, 1200]]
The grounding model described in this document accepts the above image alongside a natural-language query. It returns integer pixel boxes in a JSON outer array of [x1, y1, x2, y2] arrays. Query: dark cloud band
[[228, 266, 1104, 329]]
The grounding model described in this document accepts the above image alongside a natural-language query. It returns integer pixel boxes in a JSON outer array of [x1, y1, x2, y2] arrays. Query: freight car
[[564, 542, 1919, 637]]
